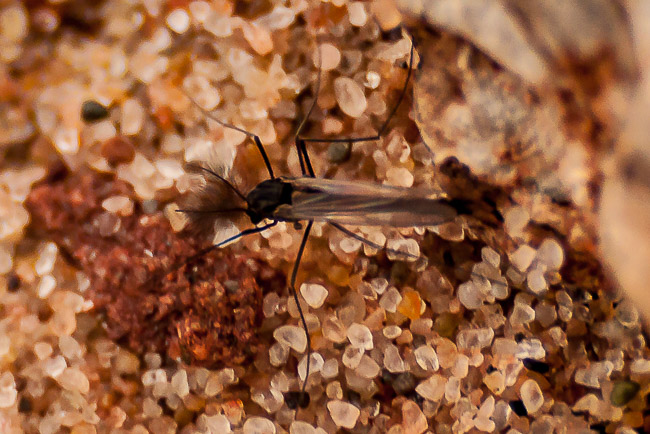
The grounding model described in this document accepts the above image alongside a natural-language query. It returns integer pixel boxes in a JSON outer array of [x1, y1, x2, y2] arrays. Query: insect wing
[[274, 177, 460, 227]]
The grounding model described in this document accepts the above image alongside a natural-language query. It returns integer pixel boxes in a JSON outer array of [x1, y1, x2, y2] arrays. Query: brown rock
[[25, 168, 284, 367], [101, 136, 136, 166]]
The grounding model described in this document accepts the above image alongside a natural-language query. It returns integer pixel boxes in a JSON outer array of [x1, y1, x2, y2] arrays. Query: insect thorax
[[245, 178, 293, 224]]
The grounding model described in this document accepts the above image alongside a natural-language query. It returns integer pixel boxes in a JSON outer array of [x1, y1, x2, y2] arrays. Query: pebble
[[34, 342, 53, 360], [516, 338, 546, 360], [520, 379, 544, 413], [256, 6, 296, 30], [334, 77, 367, 118], [101, 136, 135, 165], [385, 167, 414, 188], [166, 9, 190, 33], [0, 5, 28, 42], [370, 278, 389, 295], [481, 247, 501, 268], [53, 127, 80, 155], [401, 400, 428, 434], [630, 359, 650, 374], [81, 100, 109, 122], [204, 373, 224, 397], [535, 302, 557, 327], [0, 372, 17, 408], [457, 328, 495, 351], [356, 355, 381, 379], [56, 367, 90, 394], [37, 275, 57, 299], [290, 421, 318, 434], [474, 396, 496, 432], [510, 304, 535, 327], [458, 281, 485, 309], [445, 376, 461, 402], [171, 370, 189, 397], [383, 344, 406, 373], [322, 316, 347, 343], [365, 71, 380, 89], [155, 158, 184, 179], [451, 354, 469, 378], [273, 325, 307, 353], [321, 359, 339, 379], [243, 417, 275, 434], [327, 400, 360, 429], [298, 352, 324, 381], [415, 374, 446, 401], [300, 283, 328, 308], [204, 13, 232, 37], [35, 242, 58, 275], [536, 238, 564, 269], [574, 361, 613, 388], [379, 286, 402, 313], [184, 75, 221, 111], [241, 21, 273, 55], [347, 323, 373, 350], [504, 205, 530, 237], [397, 290, 423, 320], [188, 1, 211, 23], [326, 381, 343, 400], [610, 380, 640, 407], [339, 235, 362, 253], [386, 237, 420, 260], [251, 388, 283, 414], [269, 342, 289, 367], [59, 336, 83, 360], [102, 196, 134, 216], [526, 266, 548, 294], [342, 346, 363, 369], [510, 245, 537, 272], [348, 2, 368, 27], [0, 245, 12, 274], [383, 325, 402, 339], [114, 350, 140, 375], [198, 414, 231, 433], [414, 345, 439, 371], [314, 43, 341, 71], [121, 99, 145, 136]]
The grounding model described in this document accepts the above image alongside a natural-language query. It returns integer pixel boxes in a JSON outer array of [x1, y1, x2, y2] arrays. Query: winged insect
[[177, 38, 502, 411]]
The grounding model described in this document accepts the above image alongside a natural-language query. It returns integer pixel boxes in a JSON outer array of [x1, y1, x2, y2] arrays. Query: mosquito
[[177, 39, 501, 410]]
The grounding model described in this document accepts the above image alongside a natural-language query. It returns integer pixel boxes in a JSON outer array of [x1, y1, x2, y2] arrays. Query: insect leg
[[158, 221, 278, 283], [288, 220, 314, 409], [332, 223, 510, 295], [297, 138, 316, 177], [329, 222, 418, 260], [182, 89, 275, 179], [213, 221, 278, 248], [294, 46, 323, 177], [299, 42, 414, 147]]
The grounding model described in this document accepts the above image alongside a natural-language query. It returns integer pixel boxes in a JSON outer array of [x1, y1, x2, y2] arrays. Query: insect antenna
[[182, 88, 275, 179], [185, 163, 247, 202]]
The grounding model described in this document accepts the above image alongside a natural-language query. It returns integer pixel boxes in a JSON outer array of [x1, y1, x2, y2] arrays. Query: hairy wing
[[273, 177, 459, 227]]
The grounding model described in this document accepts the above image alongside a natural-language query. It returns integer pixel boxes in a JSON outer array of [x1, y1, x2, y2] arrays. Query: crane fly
[[177, 39, 501, 411]]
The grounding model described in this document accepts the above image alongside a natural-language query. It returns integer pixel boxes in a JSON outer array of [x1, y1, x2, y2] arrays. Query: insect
[[177, 38, 501, 410]]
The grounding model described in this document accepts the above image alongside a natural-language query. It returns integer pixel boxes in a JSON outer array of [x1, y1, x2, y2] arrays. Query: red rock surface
[[26, 168, 284, 367]]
